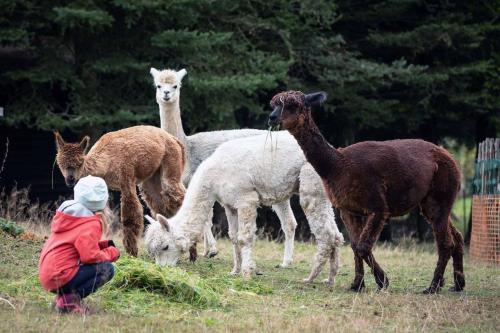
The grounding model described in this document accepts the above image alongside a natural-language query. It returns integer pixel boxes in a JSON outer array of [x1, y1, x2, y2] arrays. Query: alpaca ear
[[144, 215, 156, 225], [79, 136, 90, 154], [156, 213, 170, 232], [176, 68, 187, 82], [304, 91, 327, 107], [150, 67, 160, 78], [54, 132, 65, 151]]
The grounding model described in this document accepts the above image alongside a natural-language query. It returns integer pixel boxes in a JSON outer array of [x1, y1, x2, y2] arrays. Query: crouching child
[[39, 176, 120, 314]]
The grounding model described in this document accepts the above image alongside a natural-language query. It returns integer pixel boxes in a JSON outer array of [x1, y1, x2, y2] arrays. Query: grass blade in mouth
[[264, 126, 272, 149]]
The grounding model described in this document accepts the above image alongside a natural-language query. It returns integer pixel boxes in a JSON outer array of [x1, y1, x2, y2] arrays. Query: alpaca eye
[[162, 245, 169, 251], [173, 85, 177, 89], [156, 85, 161, 89]]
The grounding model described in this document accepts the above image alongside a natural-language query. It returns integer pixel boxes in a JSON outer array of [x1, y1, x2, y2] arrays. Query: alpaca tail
[[162, 182, 186, 217], [334, 232, 345, 248], [432, 146, 462, 204]]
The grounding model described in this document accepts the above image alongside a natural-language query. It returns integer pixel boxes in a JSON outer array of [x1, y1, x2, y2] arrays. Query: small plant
[[0, 218, 24, 237]]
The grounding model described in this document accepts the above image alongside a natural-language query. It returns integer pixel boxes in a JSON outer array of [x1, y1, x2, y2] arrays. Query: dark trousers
[[57, 262, 114, 299]]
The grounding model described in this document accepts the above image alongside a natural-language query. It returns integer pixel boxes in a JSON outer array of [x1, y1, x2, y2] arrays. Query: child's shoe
[[55, 294, 93, 315]]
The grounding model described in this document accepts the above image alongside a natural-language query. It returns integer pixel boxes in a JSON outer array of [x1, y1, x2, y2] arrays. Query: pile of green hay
[[106, 256, 220, 307]]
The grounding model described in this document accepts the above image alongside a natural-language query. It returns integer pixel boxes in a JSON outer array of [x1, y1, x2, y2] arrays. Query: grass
[[1, 228, 499, 333], [452, 196, 472, 234]]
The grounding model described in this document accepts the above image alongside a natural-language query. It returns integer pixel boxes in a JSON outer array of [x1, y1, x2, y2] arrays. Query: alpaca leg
[[237, 206, 258, 279], [226, 207, 241, 275], [351, 246, 365, 291], [140, 172, 163, 216], [340, 211, 365, 291], [325, 245, 340, 285], [120, 185, 143, 256], [272, 201, 297, 268], [421, 198, 453, 294], [357, 212, 389, 290], [159, 152, 186, 217], [303, 240, 330, 284], [425, 221, 452, 294], [449, 223, 465, 291], [203, 207, 218, 258]]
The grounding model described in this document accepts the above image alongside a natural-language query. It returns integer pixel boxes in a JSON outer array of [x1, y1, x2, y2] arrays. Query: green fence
[[473, 138, 500, 195]]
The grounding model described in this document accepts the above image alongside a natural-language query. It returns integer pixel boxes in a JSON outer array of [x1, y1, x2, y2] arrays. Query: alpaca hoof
[[448, 286, 464, 292], [189, 246, 198, 262], [322, 278, 334, 286], [423, 278, 444, 294], [422, 287, 440, 294], [206, 251, 218, 259], [349, 281, 365, 292], [376, 277, 389, 290], [255, 269, 264, 276], [303, 278, 312, 284], [276, 261, 292, 268], [453, 273, 465, 291], [124, 244, 139, 257], [229, 270, 240, 276], [242, 271, 252, 280]]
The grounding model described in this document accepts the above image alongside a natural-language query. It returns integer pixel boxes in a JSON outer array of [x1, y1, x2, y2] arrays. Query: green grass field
[[1, 229, 499, 333], [452, 196, 472, 234]]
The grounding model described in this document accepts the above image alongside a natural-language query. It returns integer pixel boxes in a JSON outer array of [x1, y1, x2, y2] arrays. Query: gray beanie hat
[[74, 175, 109, 212]]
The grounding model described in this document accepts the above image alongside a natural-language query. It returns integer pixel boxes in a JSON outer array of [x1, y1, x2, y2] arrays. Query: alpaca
[[54, 125, 186, 256], [268, 90, 465, 294], [144, 131, 344, 282], [150, 67, 298, 266]]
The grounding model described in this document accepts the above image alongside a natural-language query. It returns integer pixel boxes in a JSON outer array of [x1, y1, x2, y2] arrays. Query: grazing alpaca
[[144, 132, 344, 282], [54, 126, 186, 256], [150, 67, 297, 266], [268, 91, 464, 294]]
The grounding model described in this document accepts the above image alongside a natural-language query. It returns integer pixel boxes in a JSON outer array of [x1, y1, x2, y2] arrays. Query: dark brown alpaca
[[269, 91, 464, 294]]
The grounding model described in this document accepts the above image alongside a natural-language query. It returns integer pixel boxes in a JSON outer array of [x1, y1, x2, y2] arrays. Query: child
[[39, 175, 120, 314]]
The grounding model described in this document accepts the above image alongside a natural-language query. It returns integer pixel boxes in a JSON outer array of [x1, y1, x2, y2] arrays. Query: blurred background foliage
[[0, 0, 499, 239], [0, 0, 498, 145]]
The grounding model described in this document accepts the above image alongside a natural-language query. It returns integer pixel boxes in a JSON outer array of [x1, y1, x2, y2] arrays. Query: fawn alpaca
[[55, 125, 186, 256], [269, 90, 464, 294]]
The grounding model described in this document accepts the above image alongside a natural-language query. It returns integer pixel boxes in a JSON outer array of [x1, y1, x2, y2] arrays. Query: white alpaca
[[144, 132, 344, 283], [150, 67, 298, 267]]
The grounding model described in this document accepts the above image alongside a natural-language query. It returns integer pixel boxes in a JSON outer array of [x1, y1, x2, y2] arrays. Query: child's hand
[[98, 239, 117, 250]]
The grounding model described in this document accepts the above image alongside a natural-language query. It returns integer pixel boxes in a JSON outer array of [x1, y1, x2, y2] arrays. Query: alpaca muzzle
[[65, 176, 76, 188], [268, 106, 282, 127]]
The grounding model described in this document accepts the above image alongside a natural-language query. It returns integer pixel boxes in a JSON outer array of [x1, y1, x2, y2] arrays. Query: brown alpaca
[[269, 91, 465, 294], [55, 125, 186, 256]]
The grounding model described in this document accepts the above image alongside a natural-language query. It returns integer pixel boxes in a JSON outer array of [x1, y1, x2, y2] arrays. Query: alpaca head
[[144, 214, 184, 266], [268, 91, 327, 131], [150, 68, 187, 106], [54, 132, 89, 188]]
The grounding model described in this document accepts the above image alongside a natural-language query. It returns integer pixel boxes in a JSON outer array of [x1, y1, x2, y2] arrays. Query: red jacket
[[38, 211, 120, 291]]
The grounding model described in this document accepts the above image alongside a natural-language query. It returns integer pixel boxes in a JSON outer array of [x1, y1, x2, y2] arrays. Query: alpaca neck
[[290, 114, 344, 180], [81, 155, 101, 177], [159, 100, 188, 145], [170, 173, 215, 250]]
